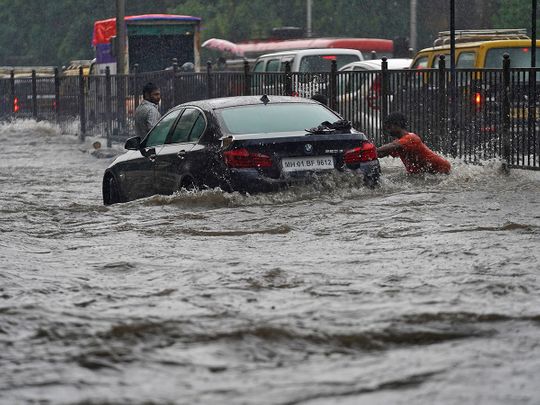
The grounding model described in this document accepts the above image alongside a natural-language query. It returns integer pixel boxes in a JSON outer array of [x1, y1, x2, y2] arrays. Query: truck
[[91, 14, 202, 74]]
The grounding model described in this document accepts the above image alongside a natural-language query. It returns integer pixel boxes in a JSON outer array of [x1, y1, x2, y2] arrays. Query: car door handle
[[177, 150, 187, 159]]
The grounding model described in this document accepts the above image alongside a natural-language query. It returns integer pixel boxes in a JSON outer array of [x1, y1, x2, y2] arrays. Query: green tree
[[492, 0, 539, 31]]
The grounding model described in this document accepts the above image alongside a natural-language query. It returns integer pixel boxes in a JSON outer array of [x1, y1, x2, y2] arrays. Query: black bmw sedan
[[102, 95, 380, 205]]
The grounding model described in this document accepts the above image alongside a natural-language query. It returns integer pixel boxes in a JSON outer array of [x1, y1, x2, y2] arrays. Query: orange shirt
[[390, 133, 451, 174]]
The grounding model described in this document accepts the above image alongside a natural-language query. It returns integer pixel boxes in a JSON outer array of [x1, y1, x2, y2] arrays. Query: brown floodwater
[[1, 120, 539, 404]]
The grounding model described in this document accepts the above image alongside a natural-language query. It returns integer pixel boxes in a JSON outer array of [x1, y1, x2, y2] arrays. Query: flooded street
[[1, 120, 539, 405]]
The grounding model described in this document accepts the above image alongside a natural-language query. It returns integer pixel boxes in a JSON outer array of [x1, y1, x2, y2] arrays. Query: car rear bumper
[[228, 159, 380, 193]]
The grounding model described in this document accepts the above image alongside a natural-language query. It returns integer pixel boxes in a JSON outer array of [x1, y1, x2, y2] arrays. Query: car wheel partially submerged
[[103, 175, 121, 205]]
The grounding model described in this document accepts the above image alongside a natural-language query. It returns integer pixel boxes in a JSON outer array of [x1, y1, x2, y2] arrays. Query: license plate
[[281, 156, 334, 172]]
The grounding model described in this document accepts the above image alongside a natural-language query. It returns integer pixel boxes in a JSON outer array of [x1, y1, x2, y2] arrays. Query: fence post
[[284, 61, 292, 96], [31, 70, 38, 120], [10, 70, 15, 117], [206, 61, 213, 99], [502, 53, 511, 172], [243, 60, 251, 96], [329, 59, 338, 110], [437, 55, 447, 152], [79, 66, 86, 141], [171, 61, 179, 106], [133, 64, 139, 110], [105, 66, 112, 148], [54, 67, 60, 124], [381, 56, 389, 124]]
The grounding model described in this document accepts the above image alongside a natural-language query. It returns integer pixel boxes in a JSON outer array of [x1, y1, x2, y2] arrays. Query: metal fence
[[0, 58, 538, 170]]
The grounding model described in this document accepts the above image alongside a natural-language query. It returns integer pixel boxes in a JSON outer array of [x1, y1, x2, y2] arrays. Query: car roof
[[415, 39, 540, 54], [257, 48, 364, 59], [173, 95, 319, 110], [339, 58, 412, 71]]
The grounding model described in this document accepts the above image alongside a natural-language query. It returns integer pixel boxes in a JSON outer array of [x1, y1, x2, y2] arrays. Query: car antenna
[[260, 94, 269, 105]]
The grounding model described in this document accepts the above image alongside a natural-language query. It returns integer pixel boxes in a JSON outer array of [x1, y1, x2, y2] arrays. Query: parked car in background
[[251, 48, 364, 97], [103, 95, 380, 204], [401, 28, 540, 147], [0, 67, 56, 118], [336, 58, 411, 136], [410, 28, 537, 69]]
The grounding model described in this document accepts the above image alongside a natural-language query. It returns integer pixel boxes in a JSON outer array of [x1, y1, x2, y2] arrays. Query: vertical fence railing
[[380, 57, 389, 132], [0, 64, 538, 170], [105, 67, 112, 148], [502, 54, 511, 171], [437, 55, 447, 153], [243, 60, 251, 96], [78, 67, 86, 141], [54, 68, 60, 124], [206, 62, 213, 99], [31, 70, 38, 120]]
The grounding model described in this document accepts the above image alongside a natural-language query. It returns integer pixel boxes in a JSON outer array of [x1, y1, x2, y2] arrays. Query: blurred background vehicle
[[336, 58, 412, 137], [251, 48, 363, 98]]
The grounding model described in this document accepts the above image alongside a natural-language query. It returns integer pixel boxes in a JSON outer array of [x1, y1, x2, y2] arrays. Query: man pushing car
[[377, 112, 451, 175]]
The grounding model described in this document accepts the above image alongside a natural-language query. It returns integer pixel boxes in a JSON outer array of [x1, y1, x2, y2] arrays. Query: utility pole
[[410, 0, 417, 52], [532, 0, 537, 68], [116, 0, 127, 75], [306, 0, 312, 38]]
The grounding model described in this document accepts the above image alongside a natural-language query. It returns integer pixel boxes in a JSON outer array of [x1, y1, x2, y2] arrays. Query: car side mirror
[[124, 136, 141, 150]]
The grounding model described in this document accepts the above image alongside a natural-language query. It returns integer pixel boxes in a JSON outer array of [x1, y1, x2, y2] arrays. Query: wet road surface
[[1, 120, 539, 404]]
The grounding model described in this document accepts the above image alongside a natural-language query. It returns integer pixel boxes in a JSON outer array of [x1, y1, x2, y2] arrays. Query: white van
[[252, 48, 364, 73], [251, 48, 364, 98]]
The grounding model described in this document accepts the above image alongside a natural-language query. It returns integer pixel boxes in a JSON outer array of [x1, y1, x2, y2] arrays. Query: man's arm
[[377, 141, 403, 158]]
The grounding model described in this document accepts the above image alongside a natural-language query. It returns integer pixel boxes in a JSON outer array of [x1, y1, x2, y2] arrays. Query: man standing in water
[[134, 82, 161, 139], [377, 112, 451, 174]]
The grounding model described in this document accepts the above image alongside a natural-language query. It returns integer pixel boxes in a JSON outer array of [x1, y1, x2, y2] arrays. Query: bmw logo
[[304, 143, 313, 154]]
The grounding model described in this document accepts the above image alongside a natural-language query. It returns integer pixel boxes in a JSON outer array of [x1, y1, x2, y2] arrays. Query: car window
[[412, 56, 428, 69], [218, 103, 339, 135], [189, 112, 206, 141], [457, 52, 476, 68], [266, 59, 281, 72], [280, 57, 295, 72], [485, 46, 540, 68], [298, 54, 361, 72], [253, 61, 265, 72], [431, 54, 449, 68], [145, 109, 182, 147], [169, 108, 201, 144]]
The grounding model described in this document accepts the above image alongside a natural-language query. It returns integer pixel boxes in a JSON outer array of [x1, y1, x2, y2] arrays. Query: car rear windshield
[[299, 55, 361, 72], [218, 103, 339, 135], [485, 47, 540, 68]]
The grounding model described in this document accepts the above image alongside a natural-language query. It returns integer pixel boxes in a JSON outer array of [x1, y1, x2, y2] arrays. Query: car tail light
[[13, 97, 19, 113], [344, 142, 377, 164], [224, 148, 273, 168], [473, 92, 483, 111]]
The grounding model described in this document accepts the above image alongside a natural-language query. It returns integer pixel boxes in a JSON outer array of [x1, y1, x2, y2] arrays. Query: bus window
[[457, 52, 476, 68]]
